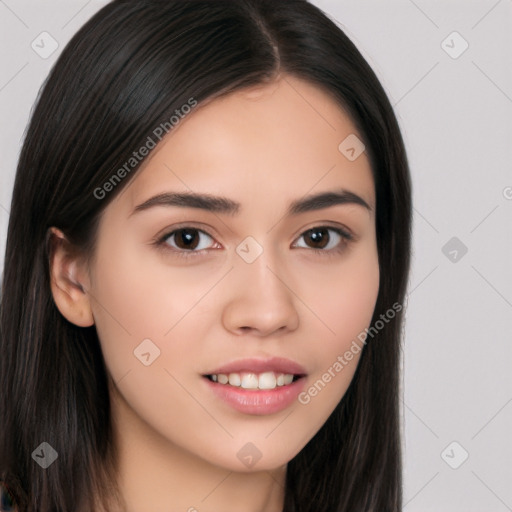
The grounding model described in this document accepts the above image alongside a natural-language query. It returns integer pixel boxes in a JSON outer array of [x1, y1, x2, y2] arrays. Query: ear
[[47, 227, 95, 327]]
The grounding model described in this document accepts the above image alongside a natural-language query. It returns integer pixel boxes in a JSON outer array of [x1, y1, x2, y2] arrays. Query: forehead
[[117, 74, 375, 217]]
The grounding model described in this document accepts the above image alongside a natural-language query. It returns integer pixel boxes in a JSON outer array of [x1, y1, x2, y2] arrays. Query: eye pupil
[[176, 229, 199, 250], [306, 227, 329, 249]]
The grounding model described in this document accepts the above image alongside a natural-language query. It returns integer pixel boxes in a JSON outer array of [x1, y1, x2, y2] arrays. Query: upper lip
[[204, 357, 307, 376]]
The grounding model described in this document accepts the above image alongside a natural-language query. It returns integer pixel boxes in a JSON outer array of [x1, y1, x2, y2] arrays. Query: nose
[[221, 249, 300, 338]]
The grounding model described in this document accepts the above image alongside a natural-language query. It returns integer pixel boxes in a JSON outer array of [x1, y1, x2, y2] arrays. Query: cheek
[[300, 239, 380, 346], [293, 241, 379, 425], [88, 238, 216, 373], [87, 241, 218, 443]]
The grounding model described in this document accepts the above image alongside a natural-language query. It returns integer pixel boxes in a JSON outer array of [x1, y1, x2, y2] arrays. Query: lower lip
[[203, 376, 306, 415]]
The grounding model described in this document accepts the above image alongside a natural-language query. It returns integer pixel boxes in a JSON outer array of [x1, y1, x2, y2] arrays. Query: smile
[[206, 371, 298, 390], [202, 357, 308, 415]]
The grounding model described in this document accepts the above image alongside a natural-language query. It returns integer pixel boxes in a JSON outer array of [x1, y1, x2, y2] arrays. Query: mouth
[[203, 371, 305, 390], [202, 356, 307, 390], [201, 357, 307, 415]]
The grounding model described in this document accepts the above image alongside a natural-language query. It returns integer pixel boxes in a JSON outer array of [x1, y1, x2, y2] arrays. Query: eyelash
[[155, 224, 354, 261]]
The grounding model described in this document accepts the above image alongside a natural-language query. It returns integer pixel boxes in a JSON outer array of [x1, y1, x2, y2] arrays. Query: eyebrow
[[130, 188, 372, 218]]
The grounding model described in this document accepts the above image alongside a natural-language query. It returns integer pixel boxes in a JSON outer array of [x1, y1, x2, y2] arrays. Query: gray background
[[1, 1, 511, 510]]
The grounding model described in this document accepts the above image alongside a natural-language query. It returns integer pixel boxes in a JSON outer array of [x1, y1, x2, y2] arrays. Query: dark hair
[[0, 1, 412, 510]]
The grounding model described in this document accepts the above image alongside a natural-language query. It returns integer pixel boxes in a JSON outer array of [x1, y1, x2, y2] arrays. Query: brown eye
[[303, 227, 330, 249], [157, 224, 353, 261], [294, 226, 351, 253], [164, 228, 215, 252]]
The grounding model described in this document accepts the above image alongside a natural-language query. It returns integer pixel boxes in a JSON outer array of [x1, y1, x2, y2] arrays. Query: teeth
[[241, 373, 259, 389], [208, 371, 296, 389], [228, 373, 241, 386], [258, 371, 277, 390], [283, 374, 294, 385]]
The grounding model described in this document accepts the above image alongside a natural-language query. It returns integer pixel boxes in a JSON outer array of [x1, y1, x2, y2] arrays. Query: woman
[[0, 0, 412, 510]]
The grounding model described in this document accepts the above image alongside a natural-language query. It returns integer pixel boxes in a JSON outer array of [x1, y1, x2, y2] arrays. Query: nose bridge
[[241, 245, 282, 295], [222, 235, 300, 335]]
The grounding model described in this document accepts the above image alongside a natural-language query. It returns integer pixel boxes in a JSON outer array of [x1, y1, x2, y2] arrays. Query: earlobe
[[47, 227, 95, 328]]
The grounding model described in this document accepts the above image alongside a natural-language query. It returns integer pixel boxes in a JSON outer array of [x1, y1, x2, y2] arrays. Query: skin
[[49, 74, 379, 512]]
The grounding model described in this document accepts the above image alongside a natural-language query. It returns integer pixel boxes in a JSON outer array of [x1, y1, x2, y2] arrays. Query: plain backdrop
[[1, 1, 511, 510]]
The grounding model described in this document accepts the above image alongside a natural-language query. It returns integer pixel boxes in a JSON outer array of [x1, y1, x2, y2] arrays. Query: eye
[[160, 227, 217, 257], [156, 224, 353, 260], [293, 226, 352, 255]]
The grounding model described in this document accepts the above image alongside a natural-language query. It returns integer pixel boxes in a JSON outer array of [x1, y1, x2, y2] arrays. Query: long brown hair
[[0, 1, 412, 510]]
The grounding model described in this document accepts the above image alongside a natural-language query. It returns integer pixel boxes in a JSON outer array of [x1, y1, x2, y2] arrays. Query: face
[[82, 74, 379, 471]]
